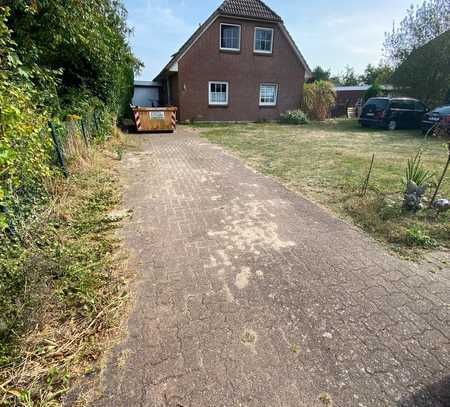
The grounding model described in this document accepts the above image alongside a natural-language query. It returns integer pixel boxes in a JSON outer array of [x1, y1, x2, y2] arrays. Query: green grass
[[192, 119, 450, 253]]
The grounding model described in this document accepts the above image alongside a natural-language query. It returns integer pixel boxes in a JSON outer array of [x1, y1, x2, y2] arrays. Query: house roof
[[219, 0, 282, 22], [334, 85, 394, 92], [154, 0, 311, 80], [134, 80, 161, 87]]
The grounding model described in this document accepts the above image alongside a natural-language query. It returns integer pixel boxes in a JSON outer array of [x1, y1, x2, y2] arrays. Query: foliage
[[391, 30, 450, 107], [311, 66, 331, 82], [5, 0, 141, 118], [280, 110, 309, 125], [404, 151, 435, 187], [302, 81, 336, 121], [340, 65, 360, 86], [0, 7, 53, 231], [406, 225, 438, 248], [384, 0, 450, 65], [361, 63, 394, 85], [364, 83, 382, 102]]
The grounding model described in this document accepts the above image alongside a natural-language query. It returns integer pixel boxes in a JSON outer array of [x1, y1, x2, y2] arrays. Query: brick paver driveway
[[94, 128, 449, 406]]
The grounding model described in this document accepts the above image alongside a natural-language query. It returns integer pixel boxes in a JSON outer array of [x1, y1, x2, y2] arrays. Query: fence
[[49, 111, 107, 177]]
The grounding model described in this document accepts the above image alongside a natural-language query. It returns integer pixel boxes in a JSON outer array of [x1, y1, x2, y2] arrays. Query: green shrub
[[404, 151, 435, 187], [280, 110, 309, 125]]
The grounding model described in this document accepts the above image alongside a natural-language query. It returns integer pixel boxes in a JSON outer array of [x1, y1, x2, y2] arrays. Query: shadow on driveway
[[398, 376, 450, 406]]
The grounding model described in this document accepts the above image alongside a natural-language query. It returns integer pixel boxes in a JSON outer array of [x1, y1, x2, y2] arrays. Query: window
[[254, 27, 274, 53], [365, 98, 389, 112], [415, 101, 427, 112], [220, 24, 240, 51], [391, 99, 415, 110], [259, 84, 278, 106], [209, 82, 229, 105]]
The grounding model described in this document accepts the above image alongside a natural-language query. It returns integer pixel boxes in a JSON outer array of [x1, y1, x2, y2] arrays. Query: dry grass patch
[[0, 130, 134, 406]]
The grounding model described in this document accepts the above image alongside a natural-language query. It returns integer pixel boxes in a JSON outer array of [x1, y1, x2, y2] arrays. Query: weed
[[290, 343, 300, 353], [115, 146, 124, 160], [241, 330, 257, 344], [406, 225, 438, 248], [319, 392, 333, 406]]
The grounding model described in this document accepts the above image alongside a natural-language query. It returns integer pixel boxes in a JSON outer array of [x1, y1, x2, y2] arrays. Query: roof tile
[[219, 0, 282, 22]]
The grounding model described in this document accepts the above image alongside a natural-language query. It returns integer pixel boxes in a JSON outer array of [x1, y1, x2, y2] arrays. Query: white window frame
[[208, 81, 229, 106], [259, 83, 278, 106], [220, 23, 241, 51], [254, 27, 274, 54]]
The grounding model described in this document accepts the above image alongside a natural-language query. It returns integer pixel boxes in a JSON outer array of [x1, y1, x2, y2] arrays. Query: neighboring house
[[132, 81, 161, 107], [333, 85, 393, 117], [154, 0, 311, 122]]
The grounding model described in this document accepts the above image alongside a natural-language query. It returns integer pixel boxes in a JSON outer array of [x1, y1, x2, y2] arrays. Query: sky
[[123, 0, 423, 81]]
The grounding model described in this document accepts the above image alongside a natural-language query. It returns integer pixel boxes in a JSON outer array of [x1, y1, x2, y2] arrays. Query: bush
[[0, 8, 53, 231], [302, 81, 336, 121], [280, 110, 309, 125]]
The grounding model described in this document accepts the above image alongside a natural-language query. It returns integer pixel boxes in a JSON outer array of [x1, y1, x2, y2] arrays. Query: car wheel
[[388, 120, 397, 131]]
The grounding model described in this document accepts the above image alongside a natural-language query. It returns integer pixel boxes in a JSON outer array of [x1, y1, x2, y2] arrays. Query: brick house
[[155, 0, 311, 122]]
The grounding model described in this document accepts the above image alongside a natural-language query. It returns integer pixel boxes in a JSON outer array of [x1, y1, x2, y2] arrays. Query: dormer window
[[220, 23, 241, 51], [254, 27, 273, 53]]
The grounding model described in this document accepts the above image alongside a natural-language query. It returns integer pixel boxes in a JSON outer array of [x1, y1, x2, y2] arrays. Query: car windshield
[[434, 106, 450, 115], [364, 98, 389, 111]]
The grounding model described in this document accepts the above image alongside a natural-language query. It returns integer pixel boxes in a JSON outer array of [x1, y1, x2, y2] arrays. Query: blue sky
[[123, 0, 422, 80]]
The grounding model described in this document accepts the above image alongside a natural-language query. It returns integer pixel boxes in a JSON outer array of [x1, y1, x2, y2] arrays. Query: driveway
[[94, 128, 449, 406]]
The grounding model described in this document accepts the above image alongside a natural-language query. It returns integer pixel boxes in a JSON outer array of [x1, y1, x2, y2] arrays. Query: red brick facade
[[160, 16, 307, 122]]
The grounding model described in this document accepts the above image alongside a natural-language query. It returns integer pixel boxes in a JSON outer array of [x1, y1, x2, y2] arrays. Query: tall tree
[[361, 63, 394, 85], [341, 66, 360, 86], [384, 0, 450, 65], [391, 30, 450, 107], [311, 66, 331, 82]]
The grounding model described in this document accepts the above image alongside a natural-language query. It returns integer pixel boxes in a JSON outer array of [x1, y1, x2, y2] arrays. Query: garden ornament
[[403, 180, 427, 211]]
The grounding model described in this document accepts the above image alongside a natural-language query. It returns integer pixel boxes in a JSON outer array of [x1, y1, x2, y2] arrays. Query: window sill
[[259, 104, 277, 108], [220, 48, 241, 54], [254, 51, 273, 56], [209, 104, 229, 108]]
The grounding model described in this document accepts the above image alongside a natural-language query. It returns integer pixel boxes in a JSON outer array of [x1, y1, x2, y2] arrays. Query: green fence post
[[49, 122, 68, 178], [93, 111, 99, 133], [80, 117, 89, 147]]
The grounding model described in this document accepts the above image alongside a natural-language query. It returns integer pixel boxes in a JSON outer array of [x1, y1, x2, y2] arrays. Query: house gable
[[175, 15, 306, 121], [155, 0, 311, 80]]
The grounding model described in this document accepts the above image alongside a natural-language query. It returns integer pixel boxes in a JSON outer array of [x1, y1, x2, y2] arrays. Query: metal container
[[132, 106, 177, 132]]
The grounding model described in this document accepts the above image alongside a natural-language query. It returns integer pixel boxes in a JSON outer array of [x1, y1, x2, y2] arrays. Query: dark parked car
[[359, 97, 429, 130], [421, 105, 450, 135]]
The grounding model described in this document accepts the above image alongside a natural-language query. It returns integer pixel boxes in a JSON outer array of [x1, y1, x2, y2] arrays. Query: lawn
[[192, 119, 450, 255]]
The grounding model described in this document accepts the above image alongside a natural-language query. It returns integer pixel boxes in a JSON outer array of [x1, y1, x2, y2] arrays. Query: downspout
[[167, 77, 171, 106]]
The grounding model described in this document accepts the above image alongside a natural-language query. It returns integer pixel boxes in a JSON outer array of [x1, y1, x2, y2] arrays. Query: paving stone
[[92, 129, 450, 407]]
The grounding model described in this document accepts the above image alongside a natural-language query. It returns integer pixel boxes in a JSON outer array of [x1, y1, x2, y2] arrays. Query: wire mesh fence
[[48, 110, 106, 177]]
